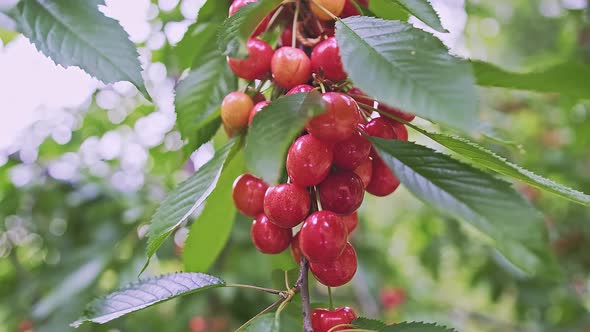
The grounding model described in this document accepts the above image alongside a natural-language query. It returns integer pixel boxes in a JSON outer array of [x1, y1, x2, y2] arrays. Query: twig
[[297, 257, 313, 332]]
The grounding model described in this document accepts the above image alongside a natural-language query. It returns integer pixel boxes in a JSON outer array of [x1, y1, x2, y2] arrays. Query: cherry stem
[[265, 5, 285, 33], [296, 257, 313, 332], [328, 286, 334, 310], [225, 283, 283, 295], [292, 0, 300, 48]]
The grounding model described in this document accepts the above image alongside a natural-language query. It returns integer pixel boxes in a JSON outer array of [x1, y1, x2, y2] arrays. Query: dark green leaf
[[245, 91, 325, 184], [145, 137, 243, 271], [370, 138, 547, 274], [353, 317, 387, 329], [368, 0, 410, 21], [380, 321, 458, 331], [473, 60, 590, 98], [218, 0, 282, 58], [393, 0, 447, 32], [183, 151, 244, 272], [12, 0, 149, 99], [336, 17, 478, 132], [71, 273, 225, 327]]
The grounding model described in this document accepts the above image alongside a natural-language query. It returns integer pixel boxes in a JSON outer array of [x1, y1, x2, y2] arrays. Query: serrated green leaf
[[217, 0, 282, 58], [71, 273, 225, 327], [370, 138, 548, 274], [380, 321, 458, 331], [368, 0, 410, 21], [393, 0, 447, 32], [336, 17, 478, 133], [144, 137, 243, 271], [473, 60, 590, 98], [245, 91, 325, 185], [242, 312, 302, 332], [175, 55, 236, 155], [353, 317, 387, 329], [183, 150, 244, 272], [12, 0, 149, 99]]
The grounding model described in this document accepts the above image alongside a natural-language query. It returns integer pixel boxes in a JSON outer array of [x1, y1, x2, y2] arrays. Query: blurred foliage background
[[1, 0, 590, 331]]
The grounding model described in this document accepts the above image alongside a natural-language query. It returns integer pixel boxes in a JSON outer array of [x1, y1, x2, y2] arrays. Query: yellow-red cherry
[[287, 134, 334, 186], [310, 242, 358, 287], [318, 170, 364, 215], [299, 211, 348, 263], [264, 183, 311, 228], [311, 0, 345, 21], [251, 213, 292, 254], [228, 39, 273, 80], [311, 37, 347, 81], [311, 307, 357, 332], [271, 47, 312, 89], [232, 173, 268, 217], [221, 92, 253, 132], [306, 92, 360, 143]]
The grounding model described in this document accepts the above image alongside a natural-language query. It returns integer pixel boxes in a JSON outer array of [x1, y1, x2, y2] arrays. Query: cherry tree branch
[[296, 257, 313, 332]]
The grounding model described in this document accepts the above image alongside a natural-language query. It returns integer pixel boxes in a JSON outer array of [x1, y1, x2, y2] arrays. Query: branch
[[297, 257, 313, 332]]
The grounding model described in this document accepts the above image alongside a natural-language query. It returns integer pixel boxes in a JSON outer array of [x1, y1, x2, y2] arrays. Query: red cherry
[[248, 100, 270, 125], [229, 0, 269, 37], [232, 174, 268, 217], [306, 92, 360, 143], [228, 39, 273, 80], [251, 214, 292, 254], [387, 119, 409, 141], [299, 211, 348, 263], [364, 117, 396, 139], [291, 231, 302, 264], [378, 103, 416, 122], [189, 317, 208, 332], [311, 37, 347, 81], [310, 242, 358, 287], [333, 131, 371, 170], [340, 0, 369, 18], [366, 157, 400, 196], [281, 27, 294, 47], [271, 47, 312, 89], [353, 157, 373, 188], [311, 307, 357, 332], [341, 212, 358, 234], [348, 87, 374, 107], [264, 183, 311, 228], [380, 288, 407, 310], [286, 84, 315, 96], [318, 171, 364, 215], [287, 134, 334, 186]]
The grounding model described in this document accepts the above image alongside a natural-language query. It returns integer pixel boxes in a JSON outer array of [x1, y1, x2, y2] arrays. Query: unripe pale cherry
[[353, 157, 373, 188], [310, 0, 346, 21], [306, 92, 360, 143], [286, 84, 315, 96], [264, 183, 311, 228], [333, 130, 372, 170], [341, 211, 358, 234], [271, 47, 312, 89], [232, 174, 268, 217], [251, 214, 292, 254], [366, 156, 400, 197], [310, 242, 358, 287], [318, 171, 364, 215], [311, 37, 347, 81], [228, 39, 273, 80], [248, 101, 270, 125], [287, 134, 334, 186], [221, 92, 254, 132], [229, 0, 270, 37], [311, 307, 357, 332], [299, 211, 348, 263]]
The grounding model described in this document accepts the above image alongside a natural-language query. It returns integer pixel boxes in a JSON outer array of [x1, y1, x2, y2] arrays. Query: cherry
[[341, 0, 369, 18], [232, 173, 268, 217], [348, 87, 373, 107], [229, 0, 269, 37], [353, 157, 373, 188], [280, 27, 294, 47], [380, 287, 407, 310], [378, 103, 416, 122], [318, 170, 364, 215], [227, 39, 273, 80], [264, 183, 311, 228], [248, 100, 270, 125], [189, 317, 208, 332], [366, 157, 400, 196], [311, 37, 347, 81], [245, 87, 266, 103], [306, 92, 360, 143], [333, 130, 371, 170], [251, 213, 293, 254], [287, 134, 334, 186], [291, 231, 302, 264], [286, 84, 314, 96], [311, 0, 346, 21], [271, 47, 312, 89], [310, 242, 358, 287], [341, 211, 358, 234], [385, 119, 408, 141], [311, 307, 357, 332], [299, 211, 348, 263], [221, 92, 253, 132], [364, 117, 396, 139]]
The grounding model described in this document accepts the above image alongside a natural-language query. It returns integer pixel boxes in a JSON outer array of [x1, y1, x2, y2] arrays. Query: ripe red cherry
[[248, 101, 270, 125], [318, 171, 364, 215], [271, 47, 312, 89], [310, 242, 358, 287], [286, 84, 314, 96], [311, 307, 357, 332], [299, 211, 348, 263], [291, 231, 302, 264], [251, 214, 292, 254], [341, 0, 369, 18], [306, 92, 360, 143], [333, 131, 371, 170], [221, 92, 253, 132], [366, 157, 400, 196], [280, 27, 294, 47], [380, 288, 407, 310], [264, 183, 310, 228], [311, 0, 345, 21], [341, 212, 358, 234], [378, 103, 416, 122], [348, 87, 374, 107], [287, 134, 333, 186], [387, 119, 409, 141], [232, 174, 268, 217], [364, 117, 396, 139], [353, 157, 372, 188], [228, 39, 273, 80], [229, 0, 269, 37], [311, 37, 347, 81]]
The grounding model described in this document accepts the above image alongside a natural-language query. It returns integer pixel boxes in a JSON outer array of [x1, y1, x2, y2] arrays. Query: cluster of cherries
[[222, 0, 414, 330]]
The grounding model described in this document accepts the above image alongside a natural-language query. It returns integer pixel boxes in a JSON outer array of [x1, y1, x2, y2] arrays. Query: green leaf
[[71, 273, 225, 327], [217, 0, 282, 58], [368, 0, 410, 21], [392, 0, 447, 32], [336, 17, 478, 132], [242, 313, 301, 332], [353, 317, 387, 329], [380, 321, 458, 332], [144, 137, 243, 271], [183, 150, 244, 272], [245, 91, 325, 185], [175, 55, 236, 155], [370, 138, 548, 274], [473, 60, 590, 99], [12, 0, 149, 99]]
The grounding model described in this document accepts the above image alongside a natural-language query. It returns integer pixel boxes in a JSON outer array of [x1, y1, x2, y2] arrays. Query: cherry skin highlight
[[311, 307, 357, 332], [248, 100, 270, 125], [221, 92, 253, 132], [286, 84, 314, 96], [228, 39, 273, 80], [264, 183, 311, 228], [311, 37, 347, 81], [299, 211, 348, 263], [271, 47, 312, 89], [232, 174, 268, 217], [318, 170, 365, 215], [306, 92, 360, 143], [353, 157, 373, 188], [251, 214, 292, 254], [310, 242, 358, 287], [333, 130, 372, 170], [286, 134, 334, 186]]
